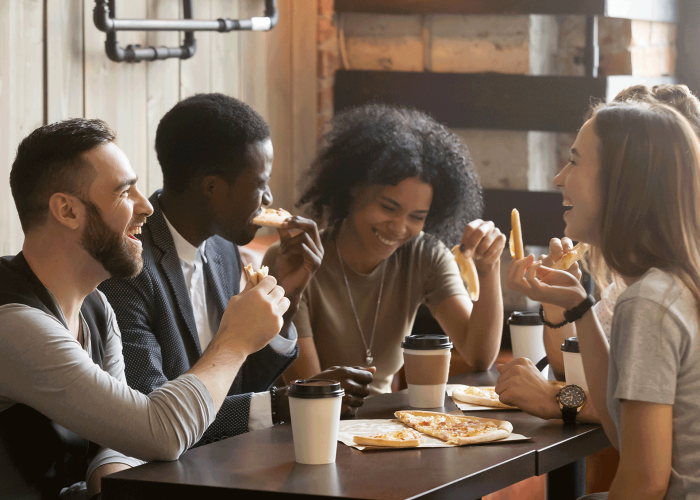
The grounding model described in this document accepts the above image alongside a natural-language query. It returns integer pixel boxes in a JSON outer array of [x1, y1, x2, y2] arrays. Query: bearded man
[[0, 119, 290, 500]]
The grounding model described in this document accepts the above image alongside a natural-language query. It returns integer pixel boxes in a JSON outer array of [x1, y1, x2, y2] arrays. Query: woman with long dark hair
[[265, 105, 506, 394]]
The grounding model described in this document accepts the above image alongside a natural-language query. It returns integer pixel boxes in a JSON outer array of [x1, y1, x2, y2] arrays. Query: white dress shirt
[[163, 215, 296, 430]]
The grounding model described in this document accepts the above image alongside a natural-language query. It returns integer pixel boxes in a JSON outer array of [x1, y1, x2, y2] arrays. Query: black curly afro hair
[[297, 104, 483, 247]]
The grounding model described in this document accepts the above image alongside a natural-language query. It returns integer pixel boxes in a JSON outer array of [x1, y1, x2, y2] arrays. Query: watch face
[[559, 385, 586, 408]]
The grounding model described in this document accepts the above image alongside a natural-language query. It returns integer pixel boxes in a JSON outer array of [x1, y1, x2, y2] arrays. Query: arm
[[282, 336, 322, 383], [495, 357, 600, 423], [608, 401, 672, 500], [434, 220, 505, 370], [87, 463, 130, 498]]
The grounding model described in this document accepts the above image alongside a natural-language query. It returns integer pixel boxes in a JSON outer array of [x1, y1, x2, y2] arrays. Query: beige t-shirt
[[264, 231, 467, 394]]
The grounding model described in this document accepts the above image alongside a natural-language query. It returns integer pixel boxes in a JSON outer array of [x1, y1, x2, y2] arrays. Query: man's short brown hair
[[10, 118, 116, 232]]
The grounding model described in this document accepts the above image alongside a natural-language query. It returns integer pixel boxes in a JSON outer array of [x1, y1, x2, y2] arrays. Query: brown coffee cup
[[401, 335, 453, 408]]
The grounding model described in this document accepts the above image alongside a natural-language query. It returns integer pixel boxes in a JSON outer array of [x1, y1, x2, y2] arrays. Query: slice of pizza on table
[[352, 428, 422, 448], [452, 386, 518, 410], [395, 410, 513, 445], [252, 207, 292, 228]]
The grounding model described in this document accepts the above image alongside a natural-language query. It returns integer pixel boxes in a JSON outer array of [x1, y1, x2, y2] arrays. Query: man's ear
[[201, 175, 230, 201], [48, 193, 83, 230]]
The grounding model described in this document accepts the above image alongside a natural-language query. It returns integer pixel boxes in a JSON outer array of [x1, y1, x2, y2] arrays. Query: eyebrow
[[114, 177, 138, 192], [570, 147, 580, 158], [379, 195, 429, 214]]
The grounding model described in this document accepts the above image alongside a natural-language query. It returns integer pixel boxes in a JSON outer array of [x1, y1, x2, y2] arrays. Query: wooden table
[[102, 370, 609, 500]]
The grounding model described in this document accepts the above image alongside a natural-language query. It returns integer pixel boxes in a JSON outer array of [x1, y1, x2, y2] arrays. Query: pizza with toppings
[[252, 207, 292, 228], [452, 386, 517, 409], [395, 411, 512, 445], [352, 428, 422, 448]]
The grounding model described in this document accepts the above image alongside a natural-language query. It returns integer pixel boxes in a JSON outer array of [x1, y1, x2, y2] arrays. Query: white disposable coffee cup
[[508, 312, 547, 365], [401, 335, 453, 408], [288, 380, 344, 465], [561, 337, 588, 392]]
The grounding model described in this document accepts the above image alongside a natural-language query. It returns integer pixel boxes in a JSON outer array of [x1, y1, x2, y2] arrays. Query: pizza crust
[[252, 208, 292, 228], [395, 410, 513, 446], [352, 429, 422, 448], [452, 386, 517, 410], [244, 264, 269, 285]]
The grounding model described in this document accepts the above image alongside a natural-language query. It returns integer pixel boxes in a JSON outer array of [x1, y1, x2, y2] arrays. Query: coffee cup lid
[[508, 311, 542, 326], [401, 334, 453, 350], [561, 337, 580, 353], [287, 379, 345, 399]]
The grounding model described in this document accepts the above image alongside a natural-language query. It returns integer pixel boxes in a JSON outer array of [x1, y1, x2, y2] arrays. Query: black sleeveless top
[[0, 253, 110, 499]]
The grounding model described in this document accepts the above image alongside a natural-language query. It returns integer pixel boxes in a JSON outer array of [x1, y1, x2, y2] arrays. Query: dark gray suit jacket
[[100, 190, 297, 446]]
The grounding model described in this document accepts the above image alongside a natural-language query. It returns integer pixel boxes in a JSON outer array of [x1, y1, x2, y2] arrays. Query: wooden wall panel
[[180, 0, 212, 98], [46, 0, 84, 122], [290, 0, 318, 202], [0, 0, 44, 255], [145, 0, 180, 196], [0, 0, 317, 254], [83, 0, 149, 182]]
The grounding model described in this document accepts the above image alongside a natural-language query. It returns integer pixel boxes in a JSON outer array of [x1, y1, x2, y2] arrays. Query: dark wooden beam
[[334, 0, 678, 22], [334, 71, 675, 133], [483, 189, 567, 248]]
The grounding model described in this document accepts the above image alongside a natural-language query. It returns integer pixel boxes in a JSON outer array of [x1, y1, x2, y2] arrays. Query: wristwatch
[[556, 385, 587, 424]]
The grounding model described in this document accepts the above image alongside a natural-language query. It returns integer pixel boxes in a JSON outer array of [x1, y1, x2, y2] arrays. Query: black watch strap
[[561, 406, 578, 424], [564, 294, 595, 323]]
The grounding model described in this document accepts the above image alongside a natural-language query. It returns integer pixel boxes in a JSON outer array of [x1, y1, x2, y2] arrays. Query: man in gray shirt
[[0, 118, 289, 499]]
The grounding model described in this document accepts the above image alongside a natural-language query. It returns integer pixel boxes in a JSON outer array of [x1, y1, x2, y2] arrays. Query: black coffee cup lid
[[508, 311, 543, 326], [401, 334, 453, 350], [561, 337, 580, 353], [287, 379, 345, 399]]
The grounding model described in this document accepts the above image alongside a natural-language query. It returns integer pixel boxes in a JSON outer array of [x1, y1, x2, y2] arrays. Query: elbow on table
[[137, 438, 187, 462]]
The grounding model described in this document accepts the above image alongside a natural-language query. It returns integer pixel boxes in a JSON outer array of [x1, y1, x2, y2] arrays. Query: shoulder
[[615, 268, 697, 332], [0, 303, 67, 346]]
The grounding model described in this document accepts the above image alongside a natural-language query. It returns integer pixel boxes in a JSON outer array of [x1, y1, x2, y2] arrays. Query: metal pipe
[[94, 0, 277, 62], [584, 15, 599, 78]]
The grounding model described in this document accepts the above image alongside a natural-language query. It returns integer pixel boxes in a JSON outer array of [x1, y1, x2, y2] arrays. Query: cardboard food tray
[[338, 418, 530, 451], [446, 384, 521, 411]]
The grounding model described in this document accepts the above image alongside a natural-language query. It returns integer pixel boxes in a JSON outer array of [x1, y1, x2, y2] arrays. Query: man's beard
[[80, 200, 143, 279]]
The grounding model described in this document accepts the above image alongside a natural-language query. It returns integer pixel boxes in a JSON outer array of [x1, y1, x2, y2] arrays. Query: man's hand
[[459, 219, 506, 276], [216, 275, 290, 356], [275, 216, 324, 316], [277, 366, 375, 422], [495, 358, 561, 420]]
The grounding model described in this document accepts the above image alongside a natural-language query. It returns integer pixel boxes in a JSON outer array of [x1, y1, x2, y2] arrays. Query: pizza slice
[[452, 246, 479, 301], [553, 242, 589, 271], [252, 207, 292, 228], [352, 428, 422, 448], [395, 411, 512, 446], [244, 264, 269, 286], [451, 386, 517, 410]]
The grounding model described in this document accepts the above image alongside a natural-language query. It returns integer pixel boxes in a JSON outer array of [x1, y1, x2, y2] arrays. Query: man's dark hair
[[155, 93, 271, 194], [10, 118, 116, 232]]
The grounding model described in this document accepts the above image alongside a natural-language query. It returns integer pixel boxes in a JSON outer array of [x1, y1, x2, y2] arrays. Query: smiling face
[[81, 142, 153, 278], [554, 118, 603, 246], [346, 177, 433, 262], [209, 138, 274, 246]]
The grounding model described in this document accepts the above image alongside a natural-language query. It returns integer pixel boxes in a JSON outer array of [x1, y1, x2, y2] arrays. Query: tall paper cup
[[401, 335, 453, 408], [508, 311, 546, 364], [288, 380, 344, 464], [561, 337, 588, 391]]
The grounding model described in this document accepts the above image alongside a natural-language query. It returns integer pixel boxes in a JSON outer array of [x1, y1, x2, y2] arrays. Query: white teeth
[[562, 200, 573, 207], [374, 230, 399, 246]]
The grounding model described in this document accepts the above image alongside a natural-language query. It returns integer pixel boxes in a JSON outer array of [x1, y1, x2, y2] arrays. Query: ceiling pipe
[[94, 0, 278, 63]]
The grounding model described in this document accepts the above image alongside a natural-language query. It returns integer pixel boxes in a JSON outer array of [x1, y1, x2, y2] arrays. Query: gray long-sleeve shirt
[[0, 290, 216, 481]]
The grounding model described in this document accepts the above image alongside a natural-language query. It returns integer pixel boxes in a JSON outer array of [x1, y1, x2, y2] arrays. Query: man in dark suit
[[100, 94, 373, 446]]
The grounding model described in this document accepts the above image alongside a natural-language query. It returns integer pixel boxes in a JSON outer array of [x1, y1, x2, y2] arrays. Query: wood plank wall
[[0, 0, 317, 256]]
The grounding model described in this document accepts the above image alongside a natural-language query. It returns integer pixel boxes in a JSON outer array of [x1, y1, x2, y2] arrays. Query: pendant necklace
[[335, 236, 386, 365]]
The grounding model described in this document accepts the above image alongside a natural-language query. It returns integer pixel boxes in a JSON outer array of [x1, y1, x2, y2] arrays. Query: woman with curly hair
[[264, 105, 506, 394]]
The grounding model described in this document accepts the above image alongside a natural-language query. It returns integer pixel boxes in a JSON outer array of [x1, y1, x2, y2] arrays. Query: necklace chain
[[335, 236, 386, 365]]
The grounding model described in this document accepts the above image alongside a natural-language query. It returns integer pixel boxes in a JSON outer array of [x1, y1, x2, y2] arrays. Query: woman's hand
[[460, 219, 506, 275], [507, 254, 587, 311], [539, 237, 583, 279]]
